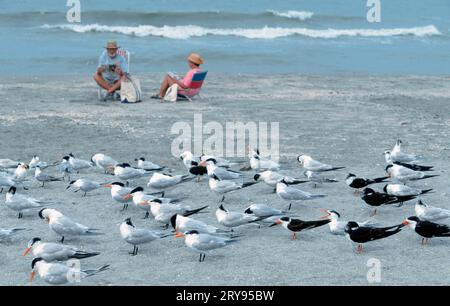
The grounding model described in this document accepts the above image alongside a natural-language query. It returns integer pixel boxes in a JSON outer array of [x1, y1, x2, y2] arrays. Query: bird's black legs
[[18, 212, 23, 219], [143, 211, 150, 219], [60, 236, 65, 244], [198, 253, 206, 262], [130, 245, 139, 256], [121, 203, 128, 211]]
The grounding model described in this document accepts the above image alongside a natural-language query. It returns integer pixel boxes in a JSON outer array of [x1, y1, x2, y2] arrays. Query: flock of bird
[[1, 139, 450, 285]]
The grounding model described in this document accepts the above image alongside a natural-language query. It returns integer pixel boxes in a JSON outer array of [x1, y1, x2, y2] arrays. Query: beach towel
[[120, 74, 141, 103], [163, 84, 179, 102]]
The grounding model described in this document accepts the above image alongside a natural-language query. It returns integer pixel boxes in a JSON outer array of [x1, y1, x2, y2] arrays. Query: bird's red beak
[[402, 220, 409, 226], [122, 194, 132, 201], [29, 271, 36, 282], [23, 247, 31, 256], [102, 184, 112, 188], [175, 232, 184, 238]]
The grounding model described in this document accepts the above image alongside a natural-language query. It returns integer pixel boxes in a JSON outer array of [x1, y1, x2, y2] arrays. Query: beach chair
[[97, 49, 131, 101], [177, 71, 208, 102]]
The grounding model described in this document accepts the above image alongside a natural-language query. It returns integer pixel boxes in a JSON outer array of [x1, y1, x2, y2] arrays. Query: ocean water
[[1, 0, 449, 75]]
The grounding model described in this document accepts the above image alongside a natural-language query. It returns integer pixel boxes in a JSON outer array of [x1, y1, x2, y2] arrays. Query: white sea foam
[[267, 10, 314, 21], [41, 24, 441, 40]]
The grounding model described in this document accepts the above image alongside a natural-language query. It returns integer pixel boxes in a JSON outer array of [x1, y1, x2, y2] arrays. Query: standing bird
[[29, 258, 109, 285], [34, 165, 62, 187], [5, 186, 44, 218], [135, 157, 163, 171], [402, 216, 450, 245], [344, 221, 404, 253], [297, 155, 345, 172], [59, 156, 74, 182], [119, 218, 169, 256], [383, 184, 432, 197], [38, 208, 102, 243], [361, 187, 417, 216], [270, 216, 330, 240], [66, 179, 101, 197], [175, 230, 237, 262], [67, 153, 93, 173], [170, 214, 228, 235], [215, 204, 263, 232], [385, 164, 438, 183], [276, 180, 326, 210], [23, 237, 100, 261], [415, 200, 450, 222], [384, 140, 419, 164], [345, 173, 388, 191], [208, 174, 257, 202], [320, 210, 378, 235], [91, 153, 117, 174], [103, 182, 133, 211]]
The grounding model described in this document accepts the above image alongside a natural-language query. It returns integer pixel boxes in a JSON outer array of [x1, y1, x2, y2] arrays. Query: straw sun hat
[[187, 53, 204, 65], [105, 41, 119, 49]]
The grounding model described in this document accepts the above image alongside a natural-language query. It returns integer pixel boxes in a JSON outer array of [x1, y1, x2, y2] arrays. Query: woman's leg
[[158, 74, 175, 97]]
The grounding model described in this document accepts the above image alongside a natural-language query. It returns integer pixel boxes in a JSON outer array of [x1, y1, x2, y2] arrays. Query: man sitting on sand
[[151, 53, 204, 99], [93, 40, 128, 98]]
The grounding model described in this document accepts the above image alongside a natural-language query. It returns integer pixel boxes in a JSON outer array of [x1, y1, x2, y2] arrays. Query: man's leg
[[107, 75, 125, 94], [158, 75, 175, 97], [93, 73, 112, 91]]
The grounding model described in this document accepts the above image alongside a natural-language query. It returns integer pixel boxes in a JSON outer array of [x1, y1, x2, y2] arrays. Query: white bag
[[120, 74, 142, 103], [163, 84, 178, 102]]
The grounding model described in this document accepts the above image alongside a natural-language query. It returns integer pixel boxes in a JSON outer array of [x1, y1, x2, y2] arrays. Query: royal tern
[[320, 210, 378, 235], [67, 153, 94, 172], [34, 166, 62, 187], [123, 186, 174, 218], [297, 155, 345, 172], [67, 179, 101, 197], [402, 216, 450, 245], [383, 184, 432, 196], [385, 164, 438, 183], [208, 175, 257, 202], [120, 218, 169, 255], [39, 208, 102, 243], [344, 221, 404, 253], [270, 216, 330, 240], [216, 204, 264, 231], [201, 159, 242, 180], [147, 172, 193, 192], [170, 214, 229, 235], [30, 257, 109, 285], [415, 200, 450, 222], [135, 157, 163, 171], [276, 179, 326, 210], [103, 182, 133, 210], [5, 186, 44, 218], [91, 153, 117, 173], [175, 230, 237, 262], [114, 163, 147, 181], [23, 237, 100, 261]]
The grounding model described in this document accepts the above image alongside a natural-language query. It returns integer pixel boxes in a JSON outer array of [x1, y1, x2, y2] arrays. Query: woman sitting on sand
[[151, 53, 204, 99]]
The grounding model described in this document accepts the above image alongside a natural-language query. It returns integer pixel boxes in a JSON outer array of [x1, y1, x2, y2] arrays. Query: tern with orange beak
[[29, 257, 109, 285], [103, 182, 133, 211], [120, 218, 169, 256], [270, 216, 330, 240], [122, 186, 172, 218], [5, 186, 45, 219], [175, 230, 237, 262], [39, 208, 102, 243], [344, 221, 404, 253], [23, 237, 100, 262], [402, 216, 450, 245]]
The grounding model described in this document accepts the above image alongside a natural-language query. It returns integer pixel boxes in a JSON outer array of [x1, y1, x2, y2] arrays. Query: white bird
[[170, 214, 228, 235], [216, 204, 263, 231], [180, 151, 200, 171], [5, 186, 44, 218], [66, 179, 101, 197], [304, 170, 338, 186], [243, 203, 284, 218], [297, 155, 345, 172], [67, 153, 93, 172], [383, 184, 432, 196], [147, 172, 193, 192], [29, 257, 109, 285], [249, 154, 280, 171], [29, 156, 51, 169], [276, 180, 326, 210], [91, 153, 117, 173], [175, 230, 237, 262], [253, 170, 307, 188], [23, 237, 100, 261], [103, 182, 133, 210], [135, 157, 163, 171], [385, 164, 438, 183], [122, 186, 175, 218], [0, 227, 27, 241], [59, 157, 74, 181], [13, 163, 29, 181], [384, 140, 419, 163], [415, 200, 450, 222], [114, 163, 147, 181], [34, 166, 63, 187], [39, 208, 102, 243], [320, 210, 378, 235], [144, 199, 208, 227], [0, 158, 20, 169], [119, 218, 169, 255], [208, 175, 257, 202], [201, 158, 242, 180]]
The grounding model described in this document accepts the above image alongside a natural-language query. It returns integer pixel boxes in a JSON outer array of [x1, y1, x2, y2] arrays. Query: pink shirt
[[179, 68, 201, 96]]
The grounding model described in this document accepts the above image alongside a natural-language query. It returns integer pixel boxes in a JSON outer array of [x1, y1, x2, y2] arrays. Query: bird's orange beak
[[29, 271, 36, 282], [139, 200, 150, 207], [122, 194, 132, 201], [319, 208, 330, 219], [23, 247, 31, 256], [175, 232, 185, 238], [102, 184, 112, 188], [402, 220, 409, 226]]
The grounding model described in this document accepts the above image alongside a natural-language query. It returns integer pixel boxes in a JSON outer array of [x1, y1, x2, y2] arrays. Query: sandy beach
[[1, 74, 450, 285]]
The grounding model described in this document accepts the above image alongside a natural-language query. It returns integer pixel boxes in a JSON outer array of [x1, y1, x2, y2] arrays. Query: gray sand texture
[[0, 74, 450, 285]]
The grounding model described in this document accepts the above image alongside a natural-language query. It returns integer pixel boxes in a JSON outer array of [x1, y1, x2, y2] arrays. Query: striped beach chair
[[177, 71, 208, 102], [97, 49, 131, 101]]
